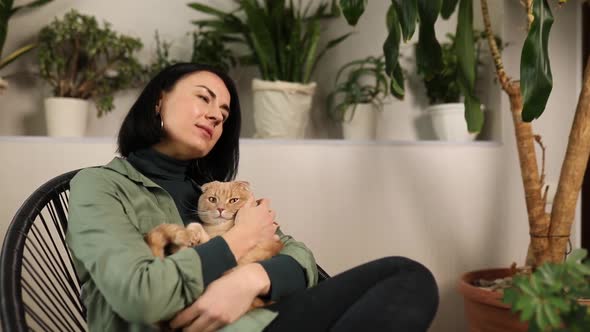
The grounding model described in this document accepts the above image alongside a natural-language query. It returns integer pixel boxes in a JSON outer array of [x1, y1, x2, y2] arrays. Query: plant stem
[[534, 134, 547, 192], [76, 55, 121, 98], [481, 0, 550, 266], [68, 36, 80, 96], [480, 0, 511, 91], [509, 88, 551, 266], [548, 56, 590, 262]]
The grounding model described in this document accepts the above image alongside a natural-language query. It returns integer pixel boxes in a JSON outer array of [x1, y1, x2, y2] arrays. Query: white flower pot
[[342, 103, 378, 140], [252, 79, 316, 139], [44, 97, 90, 137], [427, 103, 480, 142]]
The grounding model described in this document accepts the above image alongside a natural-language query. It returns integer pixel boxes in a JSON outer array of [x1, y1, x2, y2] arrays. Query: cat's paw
[[172, 229, 198, 247], [186, 222, 210, 244]]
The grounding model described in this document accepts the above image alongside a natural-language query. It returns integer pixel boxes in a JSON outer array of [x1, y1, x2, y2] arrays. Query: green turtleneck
[[127, 148, 306, 300]]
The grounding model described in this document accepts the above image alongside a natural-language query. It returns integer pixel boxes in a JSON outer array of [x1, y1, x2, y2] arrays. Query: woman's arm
[[66, 169, 205, 324], [169, 263, 270, 331], [255, 228, 319, 301], [276, 228, 319, 288]]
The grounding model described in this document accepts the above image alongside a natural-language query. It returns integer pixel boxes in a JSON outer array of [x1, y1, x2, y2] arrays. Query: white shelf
[[0, 135, 502, 147]]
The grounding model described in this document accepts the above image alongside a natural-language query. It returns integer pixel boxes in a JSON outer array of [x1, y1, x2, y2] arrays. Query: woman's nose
[[205, 107, 223, 125]]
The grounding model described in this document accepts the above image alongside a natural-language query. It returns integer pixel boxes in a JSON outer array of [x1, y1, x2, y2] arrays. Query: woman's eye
[[198, 95, 210, 103], [229, 198, 239, 204], [208, 197, 217, 203]]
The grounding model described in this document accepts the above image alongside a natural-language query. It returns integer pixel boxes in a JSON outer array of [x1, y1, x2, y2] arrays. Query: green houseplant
[[420, 31, 500, 141], [190, 29, 237, 73], [0, 0, 52, 93], [38, 9, 143, 136], [188, 0, 352, 138], [327, 55, 389, 140], [145, 29, 237, 80], [503, 249, 590, 332], [339, 0, 590, 330]]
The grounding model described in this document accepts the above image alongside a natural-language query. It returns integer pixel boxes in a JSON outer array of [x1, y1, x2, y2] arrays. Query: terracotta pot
[[458, 268, 528, 332]]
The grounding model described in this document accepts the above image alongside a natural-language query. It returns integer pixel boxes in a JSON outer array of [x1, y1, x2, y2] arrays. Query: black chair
[[1, 169, 330, 331], [1, 169, 85, 332]]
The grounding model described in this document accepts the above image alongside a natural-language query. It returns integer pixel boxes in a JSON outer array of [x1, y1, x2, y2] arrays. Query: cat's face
[[197, 181, 251, 225]]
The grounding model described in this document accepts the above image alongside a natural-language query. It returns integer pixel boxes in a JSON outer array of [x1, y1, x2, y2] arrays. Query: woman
[[67, 63, 438, 332]]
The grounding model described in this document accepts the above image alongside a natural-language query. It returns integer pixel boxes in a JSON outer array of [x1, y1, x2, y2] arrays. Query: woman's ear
[[155, 91, 166, 114], [155, 99, 162, 114]]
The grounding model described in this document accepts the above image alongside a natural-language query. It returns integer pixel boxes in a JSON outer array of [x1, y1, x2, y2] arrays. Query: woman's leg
[[263, 256, 438, 332]]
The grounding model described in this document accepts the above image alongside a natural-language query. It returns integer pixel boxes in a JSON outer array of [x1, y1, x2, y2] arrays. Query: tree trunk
[[506, 83, 552, 266], [548, 56, 590, 262], [481, 0, 550, 266]]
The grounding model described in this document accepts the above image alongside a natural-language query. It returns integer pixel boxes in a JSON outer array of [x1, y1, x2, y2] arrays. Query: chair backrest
[[1, 169, 330, 331], [0, 169, 85, 332]]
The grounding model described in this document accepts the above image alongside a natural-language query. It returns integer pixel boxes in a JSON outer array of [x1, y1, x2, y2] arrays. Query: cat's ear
[[200, 181, 219, 192], [235, 181, 251, 191]]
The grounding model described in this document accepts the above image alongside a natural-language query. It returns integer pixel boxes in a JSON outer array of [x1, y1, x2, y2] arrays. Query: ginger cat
[[144, 181, 283, 311], [145, 181, 283, 262]]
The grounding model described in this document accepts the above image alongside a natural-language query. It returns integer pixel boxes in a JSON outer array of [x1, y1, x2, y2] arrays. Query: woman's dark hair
[[117, 63, 241, 184]]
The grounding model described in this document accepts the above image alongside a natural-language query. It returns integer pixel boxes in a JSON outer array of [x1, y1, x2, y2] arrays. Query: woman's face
[[153, 71, 231, 160]]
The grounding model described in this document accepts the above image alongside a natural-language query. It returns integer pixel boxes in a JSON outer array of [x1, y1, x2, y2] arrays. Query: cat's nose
[[217, 208, 224, 214]]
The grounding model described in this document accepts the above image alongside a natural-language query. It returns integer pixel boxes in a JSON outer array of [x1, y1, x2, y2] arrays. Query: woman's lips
[[195, 124, 213, 138]]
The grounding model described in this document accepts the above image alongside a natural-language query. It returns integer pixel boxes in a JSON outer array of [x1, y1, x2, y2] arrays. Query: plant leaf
[[391, 59, 405, 99], [455, 0, 483, 133], [0, 42, 35, 70], [0, 0, 13, 57], [393, 0, 418, 42], [383, 4, 404, 99], [10, 0, 51, 15], [339, 0, 367, 26], [520, 0, 554, 122], [440, 0, 459, 19], [567, 248, 588, 263], [242, 0, 277, 80], [416, 0, 443, 78], [302, 20, 321, 83], [187, 2, 231, 18], [1, 0, 50, 59]]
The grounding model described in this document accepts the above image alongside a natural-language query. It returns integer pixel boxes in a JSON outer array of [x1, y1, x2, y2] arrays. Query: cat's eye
[[208, 197, 217, 203], [229, 198, 239, 204]]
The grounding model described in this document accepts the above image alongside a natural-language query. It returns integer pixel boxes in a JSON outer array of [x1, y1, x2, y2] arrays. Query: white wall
[[0, 1, 585, 332]]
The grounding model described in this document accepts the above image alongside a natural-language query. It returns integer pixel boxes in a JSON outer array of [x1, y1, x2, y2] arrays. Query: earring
[[156, 108, 164, 130]]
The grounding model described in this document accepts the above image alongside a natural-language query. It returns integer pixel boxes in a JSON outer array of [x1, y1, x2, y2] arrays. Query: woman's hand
[[222, 196, 279, 261], [169, 263, 270, 332]]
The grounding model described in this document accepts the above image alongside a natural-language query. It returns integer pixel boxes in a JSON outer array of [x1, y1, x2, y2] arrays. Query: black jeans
[[263, 257, 439, 332]]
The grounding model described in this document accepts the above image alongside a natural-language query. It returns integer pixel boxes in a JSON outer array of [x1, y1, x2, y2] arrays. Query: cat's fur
[[144, 180, 283, 311]]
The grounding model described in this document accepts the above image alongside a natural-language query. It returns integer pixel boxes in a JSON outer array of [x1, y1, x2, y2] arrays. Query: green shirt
[[66, 157, 319, 332]]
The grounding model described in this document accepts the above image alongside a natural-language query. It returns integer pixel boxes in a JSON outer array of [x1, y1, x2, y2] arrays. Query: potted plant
[[458, 0, 590, 329], [146, 29, 237, 80], [189, 0, 352, 138], [37, 9, 144, 137], [0, 0, 53, 94], [327, 55, 389, 140], [191, 29, 237, 73], [420, 31, 500, 142], [502, 249, 590, 331], [339, 0, 590, 330]]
